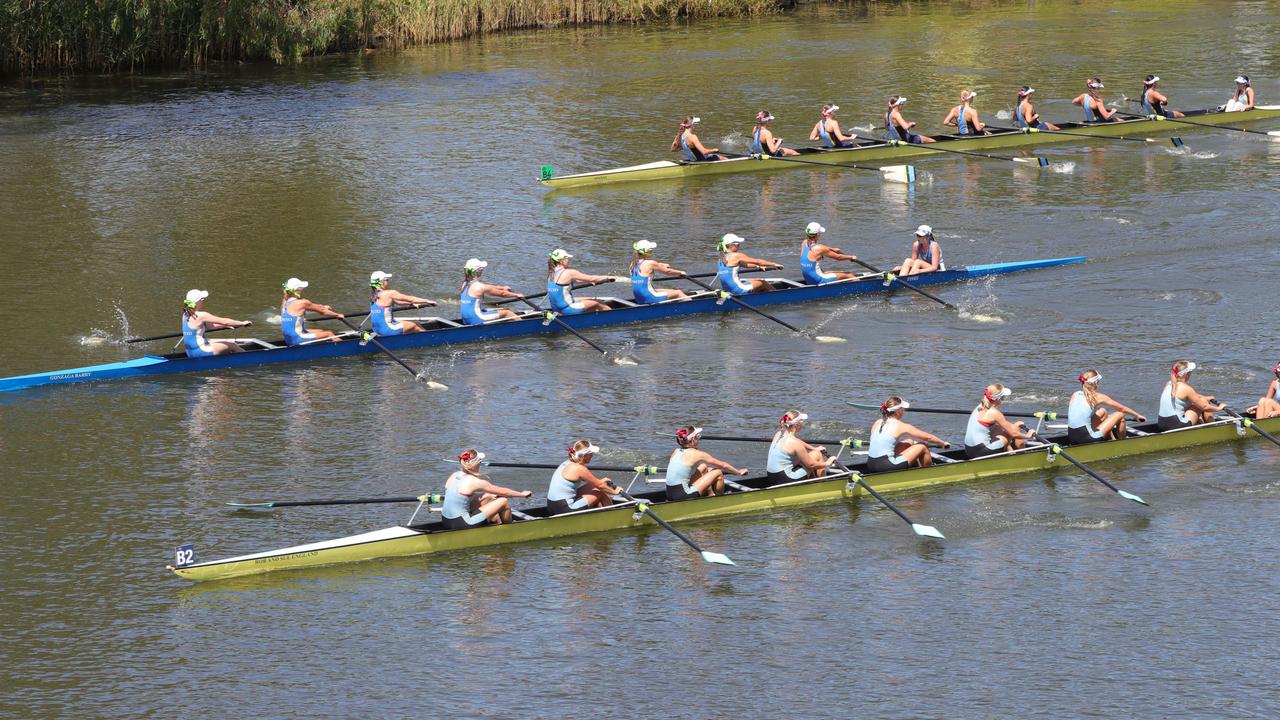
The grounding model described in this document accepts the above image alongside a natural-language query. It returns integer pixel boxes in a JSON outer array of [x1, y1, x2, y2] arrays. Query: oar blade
[[225, 501, 275, 509], [1268, 131, 1280, 139], [610, 354, 640, 366], [814, 335, 847, 343], [1117, 490, 1149, 506], [1170, 137, 1185, 148], [700, 550, 737, 566], [911, 523, 946, 540], [880, 164, 916, 184]]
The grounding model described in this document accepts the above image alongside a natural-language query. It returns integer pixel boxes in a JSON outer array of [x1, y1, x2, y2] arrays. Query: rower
[[1225, 75, 1256, 112], [750, 111, 798, 157], [369, 270, 435, 336], [441, 449, 532, 529], [809, 104, 857, 148], [665, 425, 749, 500], [1138, 75, 1185, 118], [799, 222, 858, 285], [1247, 362, 1280, 420], [546, 440, 622, 515], [1072, 78, 1119, 122], [1158, 361, 1225, 431], [547, 249, 613, 315], [717, 233, 781, 295], [630, 240, 690, 304], [280, 278, 343, 346], [884, 96, 935, 144], [895, 225, 943, 277], [964, 384, 1034, 458], [942, 89, 991, 136], [867, 396, 951, 472], [1067, 370, 1146, 444], [766, 410, 835, 482], [671, 116, 722, 162], [181, 289, 251, 357], [1013, 87, 1060, 131], [459, 259, 522, 325]]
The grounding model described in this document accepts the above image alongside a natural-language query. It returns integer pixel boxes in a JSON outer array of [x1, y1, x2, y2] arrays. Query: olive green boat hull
[[170, 415, 1278, 582], [539, 106, 1280, 189]]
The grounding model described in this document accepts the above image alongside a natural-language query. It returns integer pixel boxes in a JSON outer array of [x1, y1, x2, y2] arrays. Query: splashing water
[[1164, 147, 1219, 159], [718, 131, 747, 150], [1101, 216, 1132, 225], [852, 124, 876, 133], [1049, 161, 1076, 174], [78, 330, 113, 346], [958, 310, 1005, 324], [995, 109, 1013, 120], [79, 302, 133, 345]]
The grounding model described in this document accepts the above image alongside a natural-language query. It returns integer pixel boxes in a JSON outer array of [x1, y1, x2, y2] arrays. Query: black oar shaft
[[755, 153, 887, 173], [484, 461, 647, 472], [516, 298, 610, 356], [680, 274, 804, 333], [229, 496, 425, 508], [698, 433, 852, 446], [1117, 109, 1272, 136], [337, 317, 424, 379], [1052, 448, 1123, 493], [891, 138, 1036, 163], [850, 259, 956, 309], [987, 125, 1153, 143], [847, 401, 1050, 420], [1223, 408, 1280, 448]]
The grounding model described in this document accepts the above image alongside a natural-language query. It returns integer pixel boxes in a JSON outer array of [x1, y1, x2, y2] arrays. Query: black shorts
[[546, 498, 588, 516], [1067, 425, 1105, 445], [964, 442, 1007, 459], [665, 484, 701, 501], [766, 470, 809, 484], [441, 514, 488, 530], [866, 455, 908, 473], [1158, 414, 1194, 432]]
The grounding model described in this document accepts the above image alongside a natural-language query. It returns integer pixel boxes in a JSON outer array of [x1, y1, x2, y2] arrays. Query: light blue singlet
[[816, 119, 841, 148], [442, 471, 488, 527], [965, 407, 1006, 451], [630, 259, 667, 304], [1014, 100, 1049, 130], [717, 258, 754, 295], [547, 460, 589, 510], [954, 105, 971, 136], [1158, 383, 1190, 423], [459, 281, 499, 326], [766, 433, 807, 480], [868, 419, 907, 467], [666, 448, 697, 495], [1067, 391, 1105, 439], [181, 313, 215, 358], [280, 298, 313, 347], [680, 131, 700, 162], [1082, 95, 1103, 122], [369, 292, 405, 336], [800, 240, 838, 286], [547, 268, 585, 315]]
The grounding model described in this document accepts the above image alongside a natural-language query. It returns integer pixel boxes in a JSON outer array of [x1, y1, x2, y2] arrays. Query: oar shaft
[[987, 125, 1153, 143], [756, 153, 885, 173], [483, 461, 648, 472], [516, 297, 610, 356], [698, 433, 852, 446], [337, 317, 423, 378], [1117, 109, 1271, 136], [228, 496, 425, 508], [850, 259, 955, 309], [891, 138, 1030, 163], [1052, 448, 1122, 493], [681, 274, 804, 333], [847, 401, 1051, 420], [1223, 408, 1280, 448]]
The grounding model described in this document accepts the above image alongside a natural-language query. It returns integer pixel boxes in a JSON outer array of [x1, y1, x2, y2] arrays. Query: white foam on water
[[958, 310, 1005, 324], [852, 124, 876, 133], [262, 312, 282, 325], [995, 109, 1013, 120], [78, 331, 113, 346], [1101, 216, 1132, 225], [1050, 161, 1076, 174], [1164, 147, 1219, 159], [718, 131, 747, 150]]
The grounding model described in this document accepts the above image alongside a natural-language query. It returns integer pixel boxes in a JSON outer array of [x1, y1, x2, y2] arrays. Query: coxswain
[[546, 440, 621, 515], [671, 116, 722, 162], [964, 384, 1035, 458], [942, 89, 991, 136], [459, 259, 522, 325], [809, 104, 857, 148], [751, 111, 799, 157], [547, 249, 613, 315], [181, 289, 251, 357], [1072, 78, 1119, 122], [1224, 75, 1256, 112], [441, 449, 532, 529], [280, 278, 343, 346], [1158, 361, 1225, 431], [884, 96, 935, 144], [665, 425, 749, 500], [1012, 87, 1060, 131], [717, 233, 781, 295], [629, 240, 690, 304], [799, 222, 858, 285], [896, 225, 943, 277], [1066, 370, 1146, 444], [867, 396, 951, 472], [766, 411, 835, 482], [369, 270, 435, 336], [1138, 75, 1185, 118], [1247, 362, 1280, 420]]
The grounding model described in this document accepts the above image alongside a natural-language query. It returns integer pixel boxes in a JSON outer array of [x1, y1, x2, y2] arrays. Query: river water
[[2, 0, 1280, 717]]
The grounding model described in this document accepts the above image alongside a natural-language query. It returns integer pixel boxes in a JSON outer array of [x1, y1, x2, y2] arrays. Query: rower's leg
[[748, 279, 774, 293], [495, 308, 519, 320], [481, 497, 511, 524], [692, 468, 724, 496], [1096, 410, 1125, 439], [210, 340, 243, 355], [401, 320, 425, 333], [900, 443, 930, 467], [582, 299, 611, 313]]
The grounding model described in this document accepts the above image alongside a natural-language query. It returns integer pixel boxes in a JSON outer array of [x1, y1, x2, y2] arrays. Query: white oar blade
[[1118, 490, 1148, 506], [1268, 130, 1280, 137], [420, 377, 449, 390], [912, 523, 946, 540], [815, 335, 847, 343], [880, 164, 915, 184], [701, 551, 737, 566], [226, 502, 273, 509], [611, 356, 640, 366]]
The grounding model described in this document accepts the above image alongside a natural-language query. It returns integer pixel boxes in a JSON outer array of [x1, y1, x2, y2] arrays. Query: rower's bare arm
[[304, 300, 343, 318], [655, 262, 684, 276], [203, 312, 251, 328], [942, 107, 959, 127], [480, 479, 532, 498], [809, 123, 821, 141], [823, 247, 856, 262]]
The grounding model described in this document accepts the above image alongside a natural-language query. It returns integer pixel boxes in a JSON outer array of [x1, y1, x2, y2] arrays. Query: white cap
[[884, 399, 910, 412], [184, 289, 209, 305], [1176, 362, 1197, 377], [464, 258, 488, 272], [993, 387, 1013, 399], [1235, 76, 1249, 84], [1019, 87, 1036, 97], [962, 90, 977, 100], [1087, 80, 1104, 89], [370, 270, 393, 283], [890, 96, 907, 107], [690, 116, 701, 125], [822, 104, 839, 115], [756, 112, 775, 123], [1082, 373, 1102, 385], [805, 222, 826, 237], [458, 450, 486, 464], [915, 224, 933, 236], [782, 411, 808, 427], [633, 240, 658, 253], [571, 443, 601, 458], [284, 278, 309, 291], [1144, 76, 1160, 85], [548, 248, 573, 262], [720, 233, 745, 246]]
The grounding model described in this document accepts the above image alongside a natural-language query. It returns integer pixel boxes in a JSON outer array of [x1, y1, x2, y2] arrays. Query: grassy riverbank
[[0, 0, 789, 75]]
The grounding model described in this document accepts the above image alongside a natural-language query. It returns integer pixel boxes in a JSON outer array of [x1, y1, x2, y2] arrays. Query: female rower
[[671, 116, 722, 162], [280, 277, 343, 346], [896, 225, 943, 277], [1013, 87, 1060, 131], [766, 410, 835, 482], [629, 240, 690, 304], [942, 89, 991, 136], [867, 396, 951, 472], [1158, 361, 1225, 431], [884, 96, 935, 144], [800, 222, 858, 285], [441, 449, 532, 529], [1138, 76, 1185, 118], [547, 249, 613, 315], [1072, 78, 1118, 122], [1247, 362, 1280, 420], [809, 104, 857, 148], [181, 289, 251, 357], [750, 111, 799, 157], [460, 259, 522, 325], [1067, 370, 1146, 444], [964, 384, 1035, 458], [546, 440, 621, 515], [717, 234, 781, 295], [369, 270, 435, 336], [1225, 75, 1255, 112], [666, 425, 749, 500]]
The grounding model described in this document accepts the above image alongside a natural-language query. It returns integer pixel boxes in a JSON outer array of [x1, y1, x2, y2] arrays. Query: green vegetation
[[0, 0, 790, 75]]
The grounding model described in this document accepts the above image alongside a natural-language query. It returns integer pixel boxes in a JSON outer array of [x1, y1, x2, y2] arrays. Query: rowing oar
[[615, 489, 735, 566], [126, 322, 252, 344], [514, 296, 639, 366], [336, 317, 448, 389], [833, 461, 945, 539], [1220, 407, 1280, 449], [752, 153, 917, 184], [1048, 444, 1148, 506], [849, 259, 956, 310], [679, 274, 846, 343], [1118, 105, 1280, 140], [988, 125, 1181, 146], [440, 459, 659, 473], [227, 494, 442, 509], [847, 401, 1057, 421], [658, 431, 862, 448], [887, 138, 1051, 166]]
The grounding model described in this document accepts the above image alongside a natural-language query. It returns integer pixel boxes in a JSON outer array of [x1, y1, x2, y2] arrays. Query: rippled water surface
[[2, 1, 1280, 717]]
